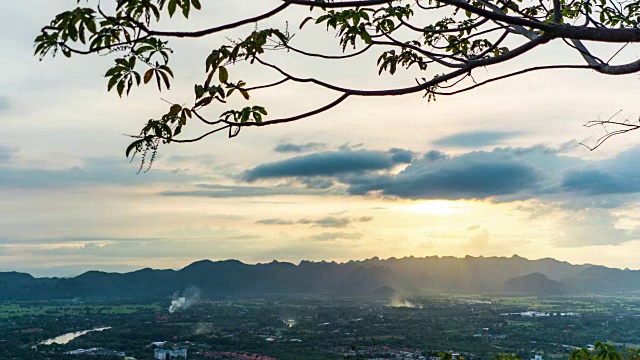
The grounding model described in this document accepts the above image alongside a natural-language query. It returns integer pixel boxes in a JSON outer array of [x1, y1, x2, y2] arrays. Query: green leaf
[[191, 0, 201, 10], [117, 79, 125, 97], [105, 67, 120, 77], [360, 31, 372, 45], [239, 89, 250, 100], [85, 18, 96, 33], [107, 76, 120, 91], [168, 0, 177, 17], [253, 106, 267, 115], [218, 66, 229, 83], [182, 0, 191, 18]]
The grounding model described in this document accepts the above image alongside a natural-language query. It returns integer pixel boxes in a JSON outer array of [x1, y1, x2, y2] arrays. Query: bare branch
[[433, 64, 593, 96], [581, 111, 640, 150], [285, 43, 374, 59]]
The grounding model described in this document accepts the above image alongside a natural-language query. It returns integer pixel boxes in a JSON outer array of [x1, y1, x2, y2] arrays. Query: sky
[[3, 1, 640, 277]]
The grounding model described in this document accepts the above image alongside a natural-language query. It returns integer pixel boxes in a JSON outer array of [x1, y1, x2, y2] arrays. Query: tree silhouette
[[36, 0, 640, 167]]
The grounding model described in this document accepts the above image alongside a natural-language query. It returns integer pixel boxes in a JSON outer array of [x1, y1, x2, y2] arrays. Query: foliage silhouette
[[36, 0, 640, 167]]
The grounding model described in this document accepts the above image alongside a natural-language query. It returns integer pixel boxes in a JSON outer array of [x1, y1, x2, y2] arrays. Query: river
[[39, 327, 111, 345]]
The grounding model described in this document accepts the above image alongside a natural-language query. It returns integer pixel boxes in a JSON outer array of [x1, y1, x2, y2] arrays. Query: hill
[[0, 255, 638, 300], [504, 272, 568, 295]]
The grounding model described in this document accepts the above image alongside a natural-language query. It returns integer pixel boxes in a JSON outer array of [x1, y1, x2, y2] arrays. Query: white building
[[154, 348, 187, 359]]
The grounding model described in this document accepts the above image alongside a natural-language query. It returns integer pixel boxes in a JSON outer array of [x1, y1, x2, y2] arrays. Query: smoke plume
[[389, 296, 422, 308], [169, 285, 201, 313]]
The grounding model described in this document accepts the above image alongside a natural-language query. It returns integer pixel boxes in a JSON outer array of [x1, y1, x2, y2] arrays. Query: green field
[[0, 303, 161, 318]]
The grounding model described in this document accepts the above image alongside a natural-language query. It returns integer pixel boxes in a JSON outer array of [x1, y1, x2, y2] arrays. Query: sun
[[400, 200, 466, 216]]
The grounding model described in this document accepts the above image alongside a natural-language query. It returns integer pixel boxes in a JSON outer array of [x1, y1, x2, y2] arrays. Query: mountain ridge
[[1, 255, 636, 300]]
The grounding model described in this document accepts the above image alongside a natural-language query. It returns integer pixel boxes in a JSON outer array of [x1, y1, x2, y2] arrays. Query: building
[[154, 348, 187, 359]]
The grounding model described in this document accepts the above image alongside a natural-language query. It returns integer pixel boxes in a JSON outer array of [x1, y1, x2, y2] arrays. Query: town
[[2, 294, 640, 360]]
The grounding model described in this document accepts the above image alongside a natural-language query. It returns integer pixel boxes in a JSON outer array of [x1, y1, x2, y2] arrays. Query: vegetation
[[3, 294, 640, 359], [36, 0, 640, 167]]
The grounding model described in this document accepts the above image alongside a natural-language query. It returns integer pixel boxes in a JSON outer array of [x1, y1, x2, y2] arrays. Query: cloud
[[346, 153, 540, 200], [239, 146, 581, 201], [234, 145, 640, 205], [0, 157, 196, 189], [256, 216, 374, 228], [0, 96, 9, 113], [432, 131, 520, 148], [553, 209, 640, 247], [466, 229, 490, 249], [0, 146, 14, 163], [162, 183, 335, 198], [306, 232, 363, 241], [562, 169, 640, 195], [274, 142, 326, 153], [257, 218, 296, 225], [423, 150, 448, 162], [302, 217, 351, 228], [242, 149, 411, 182], [561, 147, 640, 196], [300, 177, 334, 189], [389, 148, 416, 163], [0, 226, 260, 247]]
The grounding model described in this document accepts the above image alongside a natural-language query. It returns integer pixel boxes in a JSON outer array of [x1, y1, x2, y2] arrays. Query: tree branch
[[144, 3, 291, 38]]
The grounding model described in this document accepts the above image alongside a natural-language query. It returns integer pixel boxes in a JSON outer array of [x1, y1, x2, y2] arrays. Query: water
[[39, 327, 111, 345]]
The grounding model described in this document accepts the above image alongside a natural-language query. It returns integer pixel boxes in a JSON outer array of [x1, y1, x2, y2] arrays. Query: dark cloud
[[235, 145, 640, 204], [274, 142, 325, 153], [303, 217, 351, 228], [240, 146, 571, 201], [423, 150, 448, 162], [562, 169, 639, 195], [256, 218, 295, 225], [307, 232, 363, 241], [389, 148, 416, 163], [256, 216, 374, 228], [433, 131, 519, 148], [242, 150, 411, 182], [300, 177, 334, 189], [346, 158, 539, 200], [561, 147, 640, 196]]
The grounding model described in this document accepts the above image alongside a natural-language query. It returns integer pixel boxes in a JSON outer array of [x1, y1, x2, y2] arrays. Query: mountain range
[[1, 255, 638, 300]]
